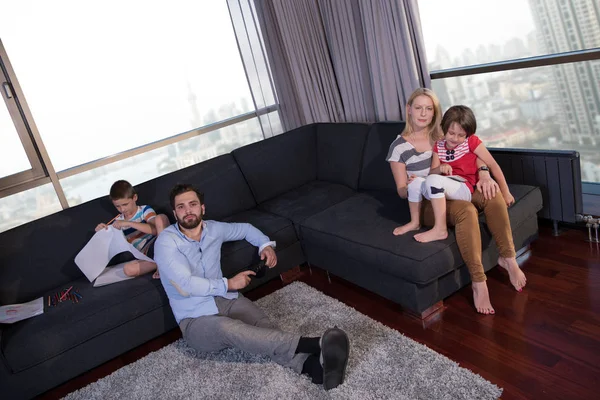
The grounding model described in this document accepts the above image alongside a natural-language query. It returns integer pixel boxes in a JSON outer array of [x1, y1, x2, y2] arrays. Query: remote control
[[249, 259, 267, 279]]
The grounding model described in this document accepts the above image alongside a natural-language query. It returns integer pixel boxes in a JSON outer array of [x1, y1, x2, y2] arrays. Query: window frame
[[0, 40, 49, 192]]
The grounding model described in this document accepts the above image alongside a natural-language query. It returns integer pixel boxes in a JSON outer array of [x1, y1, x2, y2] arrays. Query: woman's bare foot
[[414, 228, 448, 243], [152, 270, 160, 279], [498, 256, 526, 291], [472, 281, 495, 314], [393, 221, 420, 236]]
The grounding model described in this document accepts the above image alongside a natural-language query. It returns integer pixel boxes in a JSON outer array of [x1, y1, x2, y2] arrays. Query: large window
[[0, 101, 30, 178], [2, 1, 255, 171], [420, 0, 600, 69], [419, 0, 600, 192], [61, 117, 264, 205], [0, 0, 281, 233]]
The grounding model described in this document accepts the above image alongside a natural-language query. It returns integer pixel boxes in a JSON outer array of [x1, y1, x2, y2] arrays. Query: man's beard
[[177, 213, 202, 229]]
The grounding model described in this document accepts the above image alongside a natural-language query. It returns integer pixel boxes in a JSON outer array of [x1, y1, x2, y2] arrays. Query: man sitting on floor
[[154, 183, 350, 390]]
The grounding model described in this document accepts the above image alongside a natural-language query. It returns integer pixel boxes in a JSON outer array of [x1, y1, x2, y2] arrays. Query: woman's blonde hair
[[400, 88, 443, 142]]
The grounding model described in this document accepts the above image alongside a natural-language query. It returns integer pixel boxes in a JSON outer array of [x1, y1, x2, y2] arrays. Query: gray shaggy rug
[[64, 282, 502, 399]]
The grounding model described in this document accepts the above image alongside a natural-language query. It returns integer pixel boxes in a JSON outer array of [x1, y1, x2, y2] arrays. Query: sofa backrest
[[359, 121, 406, 192], [0, 199, 115, 304], [0, 154, 256, 305], [135, 154, 256, 221], [316, 123, 370, 190], [232, 124, 317, 203]]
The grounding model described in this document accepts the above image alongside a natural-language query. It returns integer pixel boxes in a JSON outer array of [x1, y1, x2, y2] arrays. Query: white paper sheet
[[0, 297, 44, 324], [448, 175, 467, 183], [93, 263, 135, 287], [75, 226, 153, 283]]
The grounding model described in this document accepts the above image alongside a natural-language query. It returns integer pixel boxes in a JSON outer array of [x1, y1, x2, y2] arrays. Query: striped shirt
[[386, 135, 432, 178], [117, 205, 157, 254]]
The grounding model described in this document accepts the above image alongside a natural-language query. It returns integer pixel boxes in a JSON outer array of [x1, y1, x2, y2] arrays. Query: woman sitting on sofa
[[387, 87, 526, 315]]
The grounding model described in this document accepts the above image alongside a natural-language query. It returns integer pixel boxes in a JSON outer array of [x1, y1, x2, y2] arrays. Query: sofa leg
[[406, 301, 445, 321], [304, 261, 313, 275], [279, 265, 304, 284]]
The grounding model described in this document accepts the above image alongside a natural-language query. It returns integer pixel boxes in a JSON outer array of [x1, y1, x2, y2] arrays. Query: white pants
[[422, 174, 472, 201], [407, 176, 427, 202]]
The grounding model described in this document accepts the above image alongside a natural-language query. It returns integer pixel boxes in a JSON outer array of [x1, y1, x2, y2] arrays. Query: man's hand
[[95, 223, 108, 232], [476, 175, 500, 200], [228, 270, 255, 291], [260, 246, 277, 268], [440, 164, 453, 175]]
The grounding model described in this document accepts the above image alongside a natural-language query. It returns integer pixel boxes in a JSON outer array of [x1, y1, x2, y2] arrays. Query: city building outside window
[[419, 0, 600, 187]]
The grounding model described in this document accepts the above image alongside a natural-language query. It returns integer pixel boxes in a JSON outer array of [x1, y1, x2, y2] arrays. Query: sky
[[418, 0, 536, 63], [0, 0, 253, 172]]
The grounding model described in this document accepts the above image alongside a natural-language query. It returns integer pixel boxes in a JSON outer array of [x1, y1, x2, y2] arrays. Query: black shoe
[[320, 327, 349, 390]]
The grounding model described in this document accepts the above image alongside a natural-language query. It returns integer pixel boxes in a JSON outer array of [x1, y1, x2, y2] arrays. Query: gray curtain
[[253, 0, 430, 130]]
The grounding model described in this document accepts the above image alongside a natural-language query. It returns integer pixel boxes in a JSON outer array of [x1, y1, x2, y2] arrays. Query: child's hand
[[95, 223, 108, 232], [440, 164, 453, 175], [504, 191, 515, 207], [112, 220, 131, 230], [407, 174, 417, 184]]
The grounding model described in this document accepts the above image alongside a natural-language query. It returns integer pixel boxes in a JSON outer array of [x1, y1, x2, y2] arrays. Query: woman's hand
[[476, 175, 500, 200], [397, 186, 408, 199]]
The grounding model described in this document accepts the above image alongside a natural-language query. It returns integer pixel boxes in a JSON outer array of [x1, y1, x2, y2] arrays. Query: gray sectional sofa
[[0, 121, 543, 399]]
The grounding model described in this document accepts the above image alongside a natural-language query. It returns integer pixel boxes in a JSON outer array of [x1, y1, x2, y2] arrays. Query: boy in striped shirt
[[95, 180, 170, 278]]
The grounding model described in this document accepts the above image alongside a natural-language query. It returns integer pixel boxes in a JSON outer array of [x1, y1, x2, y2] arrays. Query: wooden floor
[[41, 221, 600, 400]]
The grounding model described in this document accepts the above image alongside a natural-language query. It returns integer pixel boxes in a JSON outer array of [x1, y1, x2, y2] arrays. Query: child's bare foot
[[472, 281, 495, 314], [498, 256, 526, 291], [414, 228, 448, 243], [152, 270, 160, 279], [393, 222, 420, 236]]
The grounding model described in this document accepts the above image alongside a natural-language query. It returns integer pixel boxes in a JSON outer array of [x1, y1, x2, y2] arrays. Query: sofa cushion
[[257, 181, 355, 225], [220, 209, 299, 277], [301, 183, 543, 285], [300, 192, 463, 285], [232, 124, 317, 203], [1, 276, 170, 374], [136, 153, 256, 221], [480, 184, 543, 228], [316, 123, 370, 190], [359, 121, 406, 192]]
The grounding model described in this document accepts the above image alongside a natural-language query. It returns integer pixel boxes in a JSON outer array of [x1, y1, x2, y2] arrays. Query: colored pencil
[[59, 286, 73, 301], [106, 214, 120, 226]]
